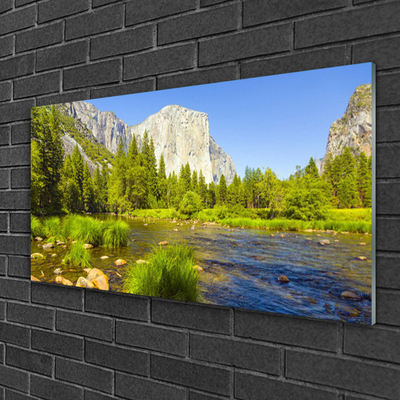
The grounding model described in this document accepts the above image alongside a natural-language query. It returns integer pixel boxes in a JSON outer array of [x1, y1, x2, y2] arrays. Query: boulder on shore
[[76, 277, 95, 289], [55, 276, 73, 286]]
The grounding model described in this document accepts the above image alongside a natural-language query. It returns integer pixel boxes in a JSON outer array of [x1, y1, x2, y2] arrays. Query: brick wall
[[1, 0, 400, 399]]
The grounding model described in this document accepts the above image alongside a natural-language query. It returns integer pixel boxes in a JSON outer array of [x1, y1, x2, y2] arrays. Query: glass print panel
[[31, 63, 375, 324]]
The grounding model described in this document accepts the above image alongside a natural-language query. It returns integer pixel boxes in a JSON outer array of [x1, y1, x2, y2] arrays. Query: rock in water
[[100, 256, 109, 260], [158, 241, 169, 246], [34, 237, 43, 241], [54, 268, 63, 275], [31, 275, 40, 282], [356, 256, 367, 261], [318, 240, 331, 246], [114, 259, 127, 266], [63, 102, 237, 185], [278, 275, 290, 283], [136, 259, 149, 264], [42, 243, 54, 250], [193, 265, 204, 272], [76, 277, 95, 289], [83, 244, 94, 249], [92, 274, 109, 291], [341, 291, 362, 301], [55, 276, 73, 286], [86, 268, 105, 282], [31, 253, 45, 259]]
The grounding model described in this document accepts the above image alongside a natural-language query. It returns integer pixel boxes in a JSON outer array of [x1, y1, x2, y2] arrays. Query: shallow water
[[31, 215, 372, 324]]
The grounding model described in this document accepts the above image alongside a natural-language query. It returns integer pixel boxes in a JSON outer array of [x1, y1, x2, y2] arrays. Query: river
[[31, 215, 373, 324]]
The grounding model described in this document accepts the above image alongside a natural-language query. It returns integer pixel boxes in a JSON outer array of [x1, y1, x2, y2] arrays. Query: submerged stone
[[115, 259, 127, 266], [341, 291, 362, 301], [278, 275, 290, 283]]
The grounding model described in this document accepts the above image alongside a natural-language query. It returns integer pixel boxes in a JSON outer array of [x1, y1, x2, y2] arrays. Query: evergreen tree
[[158, 154, 168, 208], [191, 170, 198, 193], [108, 137, 127, 213], [71, 144, 84, 209], [198, 170, 207, 206], [305, 157, 320, 179], [82, 163, 95, 212], [218, 174, 227, 205], [357, 152, 371, 207], [127, 135, 138, 166]]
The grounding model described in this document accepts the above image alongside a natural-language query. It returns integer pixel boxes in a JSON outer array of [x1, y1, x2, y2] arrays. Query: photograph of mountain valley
[[31, 63, 375, 324]]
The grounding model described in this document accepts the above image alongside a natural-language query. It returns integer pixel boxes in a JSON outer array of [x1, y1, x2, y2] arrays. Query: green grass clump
[[31, 216, 45, 240], [124, 243, 201, 302], [43, 216, 62, 243], [102, 220, 129, 248], [63, 241, 91, 268], [326, 208, 372, 222], [69, 216, 103, 246]]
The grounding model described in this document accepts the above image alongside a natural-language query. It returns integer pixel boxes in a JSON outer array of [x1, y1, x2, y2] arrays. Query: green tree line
[[31, 106, 372, 220]]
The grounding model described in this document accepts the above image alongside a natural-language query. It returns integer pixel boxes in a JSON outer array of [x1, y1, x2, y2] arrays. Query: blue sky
[[88, 63, 372, 179]]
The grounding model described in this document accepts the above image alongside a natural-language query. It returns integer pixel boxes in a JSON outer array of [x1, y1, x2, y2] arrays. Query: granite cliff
[[322, 83, 372, 168], [63, 102, 236, 184]]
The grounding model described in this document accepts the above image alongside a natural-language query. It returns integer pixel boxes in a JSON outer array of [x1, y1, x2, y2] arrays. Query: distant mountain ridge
[[63, 102, 237, 184]]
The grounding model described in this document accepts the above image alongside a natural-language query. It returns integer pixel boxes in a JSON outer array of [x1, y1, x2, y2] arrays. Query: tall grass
[[31, 216, 45, 240], [124, 243, 201, 302], [63, 241, 91, 268], [102, 220, 129, 248], [31, 215, 130, 247], [218, 217, 371, 233]]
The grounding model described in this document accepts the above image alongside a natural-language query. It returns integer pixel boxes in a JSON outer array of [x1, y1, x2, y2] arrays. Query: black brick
[[158, 65, 237, 90], [0, 277, 29, 301], [11, 168, 30, 189], [91, 79, 154, 99], [14, 71, 60, 99], [3, 389, 31, 400], [0, 126, 10, 146], [8, 302, 54, 329], [235, 371, 337, 400], [0, 321, 30, 347], [32, 329, 84, 360], [376, 255, 400, 290], [91, 25, 153, 60], [56, 358, 113, 394], [10, 213, 30, 233], [85, 339, 149, 375], [38, 0, 90, 23], [241, 46, 347, 79], [0, 235, 29, 255], [6, 346, 53, 376], [116, 320, 186, 356], [93, 0, 119, 7], [31, 375, 84, 400], [0, 300, 5, 319], [377, 108, 400, 143], [56, 310, 113, 341], [377, 182, 400, 215], [376, 218, 400, 252], [16, 0, 36, 5], [0, 36, 13, 59], [190, 334, 280, 374], [0, 101, 34, 124], [376, 289, 400, 326], [37, 89, 90, 106], [0, 169, 9, 189], [295, 2, 400, 48], [11, 123, 30, 145], [286, 350, 400, 400], [353, 36, 400, 71], [31, 282, 83, 310], [0, 0, 12, 14], [235, 309, 338, 351], [126, 0, 197, 26], [8, 255, 30, 278], [16, 22, 63, 53], [201, 0, 227, 5], [85, 289, 149, 321], [0, 213, 7, 232], [64, 60, 121, 90], [199, 24, 291, 66], [345, 324, 400, 363], [152, 299, 231, 334], [66, 5, 123, 41], [244, 0, 346, 26], [0, 190, 30, 209], [0, 256, 6, 275], [0, 82, 11, 102], [0, 365, 28, 393], [124, 43, 196, 80], [377, 73, 400, 107], [158, 5, 237, 45], [37, 41, 88, 72], [84, 391, 114, 400], [0, 7, 35, 36], [116, 373, 186, 400], [151, 355, 231, 396], [0, 54, 34, 81]]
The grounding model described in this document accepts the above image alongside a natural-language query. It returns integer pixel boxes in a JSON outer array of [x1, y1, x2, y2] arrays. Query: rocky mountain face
[[64, 102, 237, 184], [322, 83, 372, 168]]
